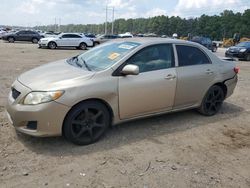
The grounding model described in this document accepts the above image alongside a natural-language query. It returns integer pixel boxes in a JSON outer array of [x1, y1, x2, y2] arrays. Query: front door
[[118, 44, 177, 119]]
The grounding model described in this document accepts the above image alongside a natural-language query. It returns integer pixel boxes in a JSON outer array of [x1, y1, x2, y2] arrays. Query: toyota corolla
[[6, 38, 238, 145]]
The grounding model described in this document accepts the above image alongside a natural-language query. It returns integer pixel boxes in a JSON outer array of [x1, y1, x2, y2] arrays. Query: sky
[[0, 0, 250, 26]]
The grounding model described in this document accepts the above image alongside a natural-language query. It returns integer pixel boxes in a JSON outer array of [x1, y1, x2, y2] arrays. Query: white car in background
[[38, 33, 94, 50], [41, 32, 58, 38], [118, 32, 133, 38]]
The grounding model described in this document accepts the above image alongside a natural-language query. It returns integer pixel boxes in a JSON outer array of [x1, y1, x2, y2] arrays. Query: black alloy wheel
[[63, 101, 110, 145], [198, 85, 225, 116]]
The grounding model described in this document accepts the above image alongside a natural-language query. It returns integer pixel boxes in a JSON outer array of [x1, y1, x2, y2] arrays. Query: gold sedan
[[6, 38, 238, 145]]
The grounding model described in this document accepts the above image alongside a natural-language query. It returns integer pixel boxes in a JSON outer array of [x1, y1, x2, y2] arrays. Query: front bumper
[[6, 80, 70, 137], [225, 51, 246, 59], [38, 40, 49, 47]]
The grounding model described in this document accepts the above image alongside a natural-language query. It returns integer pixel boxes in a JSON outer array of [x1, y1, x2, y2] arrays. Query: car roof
[[111, 37, 198, 46]]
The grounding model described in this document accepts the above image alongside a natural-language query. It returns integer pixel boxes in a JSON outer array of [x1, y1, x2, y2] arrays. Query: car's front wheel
[[63, 101, 110, 145], [48, 42, 57, 49], [198, 85, 225, 116], [8, 37, 15, 43]]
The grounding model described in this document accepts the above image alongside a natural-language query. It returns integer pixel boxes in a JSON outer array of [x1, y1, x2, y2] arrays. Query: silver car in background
[[6, 38, 238, 145]]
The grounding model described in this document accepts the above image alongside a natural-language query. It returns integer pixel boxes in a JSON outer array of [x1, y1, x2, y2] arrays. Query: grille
[[11, 88, 21, 100]]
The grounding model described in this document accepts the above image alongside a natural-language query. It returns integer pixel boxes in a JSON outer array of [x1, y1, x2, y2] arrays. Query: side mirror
[[121, 64, 139, 76], [59, 37, 62, 39]]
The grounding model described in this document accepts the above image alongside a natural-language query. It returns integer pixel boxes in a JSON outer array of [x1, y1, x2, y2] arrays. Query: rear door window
[[176, 45, 211, 66]]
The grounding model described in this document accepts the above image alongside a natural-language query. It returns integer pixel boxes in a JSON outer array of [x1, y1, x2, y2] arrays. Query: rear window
[[176, 45, 211, 66]]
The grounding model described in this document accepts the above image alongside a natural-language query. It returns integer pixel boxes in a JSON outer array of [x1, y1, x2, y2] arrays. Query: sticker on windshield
[[118, 44, 137, 50], [108, 53, 120, 60]]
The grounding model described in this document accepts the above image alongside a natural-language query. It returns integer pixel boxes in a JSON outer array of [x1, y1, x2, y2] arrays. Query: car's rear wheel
[[198, 85, 225, 116], [79, 42, 87, 50], [32, 38, 38, 43], [8, 37, 15, 43], [63, 101, 110, 145], [48, 42, 57, 49]]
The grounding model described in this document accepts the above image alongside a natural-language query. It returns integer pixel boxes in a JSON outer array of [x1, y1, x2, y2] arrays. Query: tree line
[[35, 9, 250, 40]]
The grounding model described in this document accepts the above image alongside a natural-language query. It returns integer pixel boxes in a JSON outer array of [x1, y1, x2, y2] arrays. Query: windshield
[[74, 41, 141, 71], [236, 42, 250, 48]]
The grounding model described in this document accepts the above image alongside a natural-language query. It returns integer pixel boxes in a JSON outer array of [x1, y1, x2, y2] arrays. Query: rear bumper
[[224, 74, 238, 98]]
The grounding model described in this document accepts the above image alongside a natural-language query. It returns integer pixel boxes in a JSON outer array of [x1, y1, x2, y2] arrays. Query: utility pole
[[54, 17, 57, 32], [59, 18, 61, 32], [111, 7, 115, 34], [105, 5, 108, 34]]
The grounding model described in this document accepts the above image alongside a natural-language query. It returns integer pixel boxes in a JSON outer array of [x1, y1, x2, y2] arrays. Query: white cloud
[[17, 0, 69, 14], [145, 8, 167, 17], [1, 0, 249, 26], [107, 0, 135, 8], [172, 0, 248, 17]]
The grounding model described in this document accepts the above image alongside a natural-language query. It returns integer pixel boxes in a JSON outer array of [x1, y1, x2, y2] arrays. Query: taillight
[[234, 67, 240, 74]]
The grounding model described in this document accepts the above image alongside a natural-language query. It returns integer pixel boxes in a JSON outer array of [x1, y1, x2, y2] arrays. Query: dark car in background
[[225, 41, 250, 61], [191, 36, 217, 52], [2, 30, 42, 43]]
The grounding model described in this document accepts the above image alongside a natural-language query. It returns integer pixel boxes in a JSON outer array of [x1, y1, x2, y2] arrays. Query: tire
[[198, 85, 225, 116], [246, 54, 250, 61], [8, 37, 15, 43], [32, 38, 38, 43], [212, 47, 217, 52], [48, 41, 57, 49], [79, 42, 87, 50], [63, 101, 110, 145]]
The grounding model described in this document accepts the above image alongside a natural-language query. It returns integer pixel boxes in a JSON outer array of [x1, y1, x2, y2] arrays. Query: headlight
[[239, 48, 246, 53], [23, 91, 64, 105]]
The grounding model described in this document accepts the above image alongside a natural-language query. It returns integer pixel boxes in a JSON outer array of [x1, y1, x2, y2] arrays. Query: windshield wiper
[[79, 57, 91, 71]]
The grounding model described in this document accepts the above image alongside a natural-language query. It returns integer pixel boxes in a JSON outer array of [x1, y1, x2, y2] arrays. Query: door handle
[[206, 69, 214, 75], [165, 74, 176, 80]]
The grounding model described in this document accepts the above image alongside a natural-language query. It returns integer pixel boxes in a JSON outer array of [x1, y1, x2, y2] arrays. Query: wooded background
[[35, 9, 250, 40]]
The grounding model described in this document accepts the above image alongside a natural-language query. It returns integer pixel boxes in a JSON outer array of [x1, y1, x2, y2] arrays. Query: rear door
[[57, 34, 71, 46], [69, 34, 82, 46], [174, 45, 216, 109], [118, 44, 177, 119]]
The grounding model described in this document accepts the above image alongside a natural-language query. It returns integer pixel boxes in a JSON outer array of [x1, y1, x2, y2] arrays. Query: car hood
[[228, 46, 246, 52], [18, 59, 95, 90]]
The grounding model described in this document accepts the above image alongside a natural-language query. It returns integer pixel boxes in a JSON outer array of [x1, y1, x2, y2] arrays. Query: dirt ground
[[0, 40, 249, 188]]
